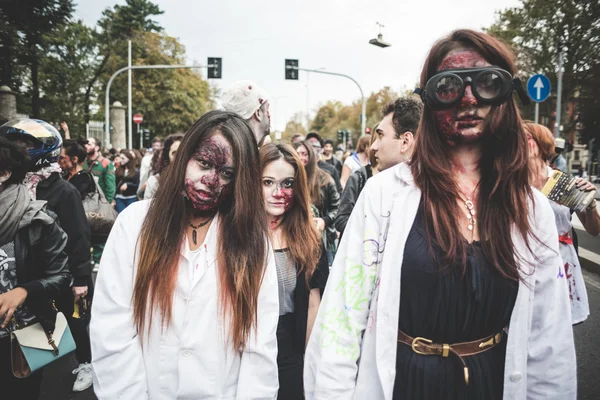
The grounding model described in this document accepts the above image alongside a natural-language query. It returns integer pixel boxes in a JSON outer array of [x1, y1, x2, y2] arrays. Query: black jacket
[[16, 207, 71, 333], [36, 173, 92, 286], [324, 156, 343, 177], [292, 245, 329, 354], [335, 165, 373, 236], [115, 169, 140, 197], [318, 161, 342, 194], [318, 178, 340, 247]]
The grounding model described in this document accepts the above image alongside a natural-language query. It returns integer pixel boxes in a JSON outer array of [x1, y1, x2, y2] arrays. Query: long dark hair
[[292, 141, 330, 209], [133, 111, 268, 350], [116, 149, 137, 178], [155, 133, 184, 175], [409, 29, 533, 282], [260, 143, 320, 283]]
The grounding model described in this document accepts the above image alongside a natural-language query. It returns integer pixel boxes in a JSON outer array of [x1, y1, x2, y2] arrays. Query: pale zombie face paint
[[295, 145, 309, 166], [184, 134, 235, 210], [433, 49, 492, 146], [262, 159, 295, 220]]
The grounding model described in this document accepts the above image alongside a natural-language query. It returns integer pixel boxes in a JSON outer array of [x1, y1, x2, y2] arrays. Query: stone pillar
[[0, 85, 17, 123], [110, 101, 126, 150]]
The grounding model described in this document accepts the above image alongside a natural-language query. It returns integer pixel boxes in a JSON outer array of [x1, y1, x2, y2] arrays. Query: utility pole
[[555, 50, 564, 138], [128, 40, 133, 149]]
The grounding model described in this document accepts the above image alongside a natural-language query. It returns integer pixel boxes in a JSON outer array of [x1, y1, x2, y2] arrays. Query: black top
[[276, 244, 329, 355], [36, 173, 92, 286], [393, 203, 518, 400], [335, 165, 373, 236], [115, 169, 140, 197], [324, 156, 343, 176], [68, 170, 96, 201]]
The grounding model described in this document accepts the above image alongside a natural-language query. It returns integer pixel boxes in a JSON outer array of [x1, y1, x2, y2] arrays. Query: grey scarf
[[0, 184, 46, 246]]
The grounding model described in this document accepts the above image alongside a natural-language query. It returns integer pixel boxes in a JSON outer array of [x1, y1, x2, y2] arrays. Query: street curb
[[580, 257, 600, 277]]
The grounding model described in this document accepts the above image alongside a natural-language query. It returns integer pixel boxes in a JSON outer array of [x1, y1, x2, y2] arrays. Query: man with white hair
[[221, 80, 271, 147]]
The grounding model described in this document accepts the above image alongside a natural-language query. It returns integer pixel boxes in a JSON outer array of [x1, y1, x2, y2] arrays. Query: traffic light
[[337, 130, 344, 142], [285, 59, 299, 80], [143, 129, 151, 147], [207, 57, 222, 79]]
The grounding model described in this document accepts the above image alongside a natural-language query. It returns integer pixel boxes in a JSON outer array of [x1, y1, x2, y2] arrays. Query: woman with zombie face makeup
[[526, 122, 598, 325], [260, 143, 329, 399], [304, 30, 576, 400], [90, 111, 279, 399], [143, 133, 184, 200], [114, 149, 140, 213]]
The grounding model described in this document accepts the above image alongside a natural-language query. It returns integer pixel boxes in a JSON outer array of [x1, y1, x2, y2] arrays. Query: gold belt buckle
[[411, 337, 432, 355]]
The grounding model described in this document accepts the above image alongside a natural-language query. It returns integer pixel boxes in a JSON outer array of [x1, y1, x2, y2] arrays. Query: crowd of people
[[0, 28, 598, 400]]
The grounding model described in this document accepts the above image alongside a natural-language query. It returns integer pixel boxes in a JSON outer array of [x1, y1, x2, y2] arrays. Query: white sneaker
[[72, 362, 93, 392]]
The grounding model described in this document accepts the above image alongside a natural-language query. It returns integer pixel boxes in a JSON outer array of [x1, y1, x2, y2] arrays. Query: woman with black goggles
[[304, 29, 576, 400]]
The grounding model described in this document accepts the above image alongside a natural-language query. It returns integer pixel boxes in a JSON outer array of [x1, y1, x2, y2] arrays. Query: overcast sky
[[76, 0, 522, 132]]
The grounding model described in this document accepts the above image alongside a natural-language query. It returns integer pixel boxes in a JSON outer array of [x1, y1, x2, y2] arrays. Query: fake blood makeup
[[433, 50, 491, 145], [184, 135, 234, 210]]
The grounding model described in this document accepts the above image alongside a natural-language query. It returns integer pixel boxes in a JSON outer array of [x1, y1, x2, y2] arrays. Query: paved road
[[39, 237, 600, 399]]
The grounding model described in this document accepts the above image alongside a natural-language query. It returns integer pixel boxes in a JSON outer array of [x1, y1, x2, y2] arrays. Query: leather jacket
[[318, 178, 340, 247], [15, 208, 71, 333]]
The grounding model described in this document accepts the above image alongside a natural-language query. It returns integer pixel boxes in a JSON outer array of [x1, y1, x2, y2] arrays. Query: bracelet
[[587, 199, 597, 211]]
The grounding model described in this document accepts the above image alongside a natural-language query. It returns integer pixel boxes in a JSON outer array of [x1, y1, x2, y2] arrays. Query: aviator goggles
[[414, 66, 530, 110]]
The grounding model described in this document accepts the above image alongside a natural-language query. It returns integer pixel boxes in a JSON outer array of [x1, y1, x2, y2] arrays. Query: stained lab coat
[[91, 200, 279, 399], [304, 163, 576, 400]]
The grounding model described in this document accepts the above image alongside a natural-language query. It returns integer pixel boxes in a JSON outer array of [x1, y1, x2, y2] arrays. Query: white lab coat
[[91, 200, 279, 399], [304, 163, 576, 400]]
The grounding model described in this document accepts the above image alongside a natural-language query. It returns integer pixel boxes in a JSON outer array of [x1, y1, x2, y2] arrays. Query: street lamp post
[[104, 64, 211, 148]]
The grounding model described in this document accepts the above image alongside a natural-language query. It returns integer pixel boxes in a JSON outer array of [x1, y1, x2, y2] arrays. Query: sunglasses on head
[[414, 66, 530, 110]]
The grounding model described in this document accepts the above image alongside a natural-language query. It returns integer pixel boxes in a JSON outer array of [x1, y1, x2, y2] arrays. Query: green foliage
[[299, 86, 402, 144], [485, 0, 600, 141]]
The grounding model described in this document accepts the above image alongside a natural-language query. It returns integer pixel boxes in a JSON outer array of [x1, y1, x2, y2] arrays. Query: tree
[[0, 0, 74, 118], [486, 0, 600, 141], [38, 20, 100, 136], [282, 112, 307, 142]]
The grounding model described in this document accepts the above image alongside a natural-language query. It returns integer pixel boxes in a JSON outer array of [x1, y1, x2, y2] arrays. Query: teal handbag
[[10, 312, 76, 378]]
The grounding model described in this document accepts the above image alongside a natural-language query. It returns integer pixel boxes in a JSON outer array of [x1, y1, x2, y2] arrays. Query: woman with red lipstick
[[260, 143, 329, 399], [304, 30, 576, 400], [91, 111, 279, 399]]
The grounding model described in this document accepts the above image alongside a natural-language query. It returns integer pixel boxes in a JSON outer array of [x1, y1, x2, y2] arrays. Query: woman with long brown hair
[[526, 122, 598, 325], [90, 111, 279, 399], [260, 143, 329, 399], [305, 30, 576, 399], [292, 141, 339, 265], [340, 134, 371, 188], [114, 149, 140, 213]]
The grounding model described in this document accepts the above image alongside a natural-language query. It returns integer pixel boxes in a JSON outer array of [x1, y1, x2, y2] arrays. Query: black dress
[[393, 204, 518, 400]]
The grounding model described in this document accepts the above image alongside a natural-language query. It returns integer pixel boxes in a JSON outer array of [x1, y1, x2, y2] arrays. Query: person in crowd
[[305, 29, 576, 399], [59, 139, 96, 200], [526, 122, 599, 325], [84, 137, 116, 269], [551, 137, 568, 173], [292, 141, 339, 265], [221, 80, 271, 147], [130, 149, 143, 170], [84, 137, 115, 202], [322, 139, 342, 176], [336, 130, 379, 237], [306, 132, 342, 193], [2, 121, 90, 383], [0, 137, 71, 399], [340, 134, 371, 188], [91, 111, 279, 399], [260, 143, 329, 399], [144, 133, 184, 200], [107, 147, 118, 162], [1, 119, 95, 393], [138, 137, 163, 199], [114, 149, 140, 213], [291, 134, 306, 144], [336, 98, 423, 236], [334, 146, 344, 161]]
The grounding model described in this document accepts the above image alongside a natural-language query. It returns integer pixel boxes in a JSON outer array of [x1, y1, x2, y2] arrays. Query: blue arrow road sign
[[527, 74, 551, 102]]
